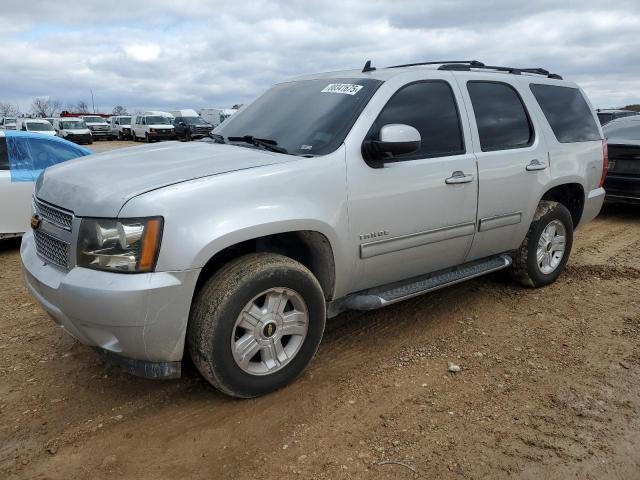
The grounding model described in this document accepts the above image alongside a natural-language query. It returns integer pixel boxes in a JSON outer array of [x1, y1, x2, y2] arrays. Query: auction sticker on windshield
[[321, 83, 363, 95]]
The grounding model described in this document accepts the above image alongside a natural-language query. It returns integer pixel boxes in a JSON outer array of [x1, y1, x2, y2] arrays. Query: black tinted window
[[0, 137, 8, 170], [467, 81, 533, 151], [530, 84, 601, 143], [371, 80, 464, 160]]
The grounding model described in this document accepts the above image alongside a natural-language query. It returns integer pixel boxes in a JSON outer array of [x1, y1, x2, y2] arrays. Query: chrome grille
[[34, 199, 73, 231], [34, 229, 69, 268]]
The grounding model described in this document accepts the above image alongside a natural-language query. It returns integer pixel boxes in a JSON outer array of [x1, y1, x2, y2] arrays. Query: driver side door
[[346, 79, 479, 292]]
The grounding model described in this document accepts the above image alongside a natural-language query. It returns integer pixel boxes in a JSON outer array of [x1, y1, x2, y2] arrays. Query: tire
[[132, 132, 137, 142], [188, 253, 326, 398], [88, 139, 93, 145], [145, 133, 151, 143], [185, 131, 192, 142], [511, 200, 573, 288], [117, 132, 123, 140]]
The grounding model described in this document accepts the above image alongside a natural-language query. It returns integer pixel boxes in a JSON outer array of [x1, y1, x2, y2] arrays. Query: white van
[[130, 112, 175, 142], [53, 117, 92, 144], [109, 116, 132, 140], [16, 118, 57, 136], [199, 108, 237, 127], [80, 115, 111, 140]]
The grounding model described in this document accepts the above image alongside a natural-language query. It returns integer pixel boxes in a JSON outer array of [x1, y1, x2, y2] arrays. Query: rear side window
[[530, 84, 601, 143], [370, 80, 464, 161], [467, 81, 534, 152]]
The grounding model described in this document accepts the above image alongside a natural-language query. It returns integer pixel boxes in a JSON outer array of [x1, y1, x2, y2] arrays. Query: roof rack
[[387, 60, 485, 69], [438, 62, 562, 80]]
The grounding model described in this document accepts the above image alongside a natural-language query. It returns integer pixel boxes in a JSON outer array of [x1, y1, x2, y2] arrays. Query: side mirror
[[363, 124, 421, 168]]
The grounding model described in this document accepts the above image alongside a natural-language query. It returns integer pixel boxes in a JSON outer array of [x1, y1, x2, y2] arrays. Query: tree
[[76, 100, 89, 113], [112, 105, 128, 116], [31, 97, 62, 117], [231, 104, 243, 110], [0, 102, 19, 117], [624, 104, 640, 112]]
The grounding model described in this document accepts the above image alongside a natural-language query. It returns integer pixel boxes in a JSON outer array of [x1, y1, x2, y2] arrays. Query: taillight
[[599, 139, 608, 188]]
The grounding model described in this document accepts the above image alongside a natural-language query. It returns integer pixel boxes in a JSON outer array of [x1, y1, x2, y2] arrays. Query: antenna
[[362, 60, 376, 73]]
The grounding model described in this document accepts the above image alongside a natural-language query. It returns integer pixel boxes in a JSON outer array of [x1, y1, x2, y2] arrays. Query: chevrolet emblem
[[30, 214, 41, 230]]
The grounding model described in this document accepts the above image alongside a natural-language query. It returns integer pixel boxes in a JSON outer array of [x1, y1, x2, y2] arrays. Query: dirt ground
[[1, 152, 639, 479]]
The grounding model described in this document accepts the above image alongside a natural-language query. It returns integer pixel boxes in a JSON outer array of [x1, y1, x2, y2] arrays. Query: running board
[[331, 254, 512, 316]]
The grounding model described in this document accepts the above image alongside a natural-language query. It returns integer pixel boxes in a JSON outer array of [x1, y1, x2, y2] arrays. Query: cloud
[[0, 0, 639, 113]]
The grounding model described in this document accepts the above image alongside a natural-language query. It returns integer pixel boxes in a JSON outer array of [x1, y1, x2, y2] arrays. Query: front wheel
[[511, 200, 574, 287], [188, 253, 326, 398]]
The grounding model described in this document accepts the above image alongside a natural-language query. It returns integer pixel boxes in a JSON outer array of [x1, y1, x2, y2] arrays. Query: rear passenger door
[[459, 78, 551, 260]]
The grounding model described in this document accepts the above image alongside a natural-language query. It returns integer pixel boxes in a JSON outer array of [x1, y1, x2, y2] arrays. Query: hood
[[148, 124, 173, 129], [64, 128, 91, 134], [607, 138, 640, 147], [32, 130, 57, 136], [36, 141, 294, 217]]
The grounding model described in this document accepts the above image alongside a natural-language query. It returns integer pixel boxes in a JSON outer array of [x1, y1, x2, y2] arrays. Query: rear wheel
[[188, 253, 326, 398], [511, 200, 573, 287]]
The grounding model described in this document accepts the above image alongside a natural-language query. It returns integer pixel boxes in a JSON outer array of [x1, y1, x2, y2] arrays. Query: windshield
[[83, 116, 107, 123], [182, 116, 208, 125], [61, 120, 87, 129], [27, 122, 54, 131], [5, 118, 16, 124], [216, 78, 382, 156], [146, 116, 171, 124], [117, 116, 131, 124]]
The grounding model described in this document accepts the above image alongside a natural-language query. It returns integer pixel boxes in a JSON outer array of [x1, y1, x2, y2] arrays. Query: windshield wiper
[[227, 135, 288, 154], [209, 133, 226, 144]]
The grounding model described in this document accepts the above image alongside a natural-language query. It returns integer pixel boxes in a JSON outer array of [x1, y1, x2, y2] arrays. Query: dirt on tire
[[1, 204, 640, 479]]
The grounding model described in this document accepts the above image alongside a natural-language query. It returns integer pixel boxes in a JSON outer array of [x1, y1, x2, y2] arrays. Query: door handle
[[445, 171, 474, 184], [526, 159, 548, 171]]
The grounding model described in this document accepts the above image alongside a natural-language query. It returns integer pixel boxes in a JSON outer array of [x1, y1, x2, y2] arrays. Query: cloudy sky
[[1, 0, 639, 114]]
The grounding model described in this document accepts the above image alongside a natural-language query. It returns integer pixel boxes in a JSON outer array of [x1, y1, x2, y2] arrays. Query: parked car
[[109, 116, 132, 140], [1, 117, 17, 130], [596, 109, 639, 126], [170, 109, 213, 141], [130, 112, 175, 142], [16, 118, 57, 136], [0, 130, 91, 239], [603, 116, 640, 204], [21, 60, 605, 398], [200, 108, 237, 128], [53, 117, 92, 145], [80, 115, 112, 140]]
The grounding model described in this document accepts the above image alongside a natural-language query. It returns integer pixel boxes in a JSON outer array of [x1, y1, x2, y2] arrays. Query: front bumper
[[604, 174, 640, 204], [65, 133, 92, 144], [148, 131, 175, 140], [21, 230, 200, 376]]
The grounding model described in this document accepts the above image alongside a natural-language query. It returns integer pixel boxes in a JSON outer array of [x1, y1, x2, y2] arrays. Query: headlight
[[77, 217, 163, 273], [150, 128, 156, 133]]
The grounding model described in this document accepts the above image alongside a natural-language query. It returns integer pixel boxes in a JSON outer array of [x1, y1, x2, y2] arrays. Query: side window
[[467, 81, 534, 151], [0, 137, 8, 170], [530, 84, 601, 143], [369, 80, 465, 161]]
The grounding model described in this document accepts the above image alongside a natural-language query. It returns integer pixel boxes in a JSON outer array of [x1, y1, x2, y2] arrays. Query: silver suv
[[21, 60, 606, 397]]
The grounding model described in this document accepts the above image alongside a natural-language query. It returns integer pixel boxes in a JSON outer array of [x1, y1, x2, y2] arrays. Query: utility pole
[[90, 89, 95, 113]]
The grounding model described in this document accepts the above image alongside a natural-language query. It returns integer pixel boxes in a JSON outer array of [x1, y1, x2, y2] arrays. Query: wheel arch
[[195, 230, 337, 301], [539, 182, 585, 228]]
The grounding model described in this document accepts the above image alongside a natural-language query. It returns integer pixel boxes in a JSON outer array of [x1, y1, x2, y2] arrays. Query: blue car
[[0, 130, 92, 239]]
